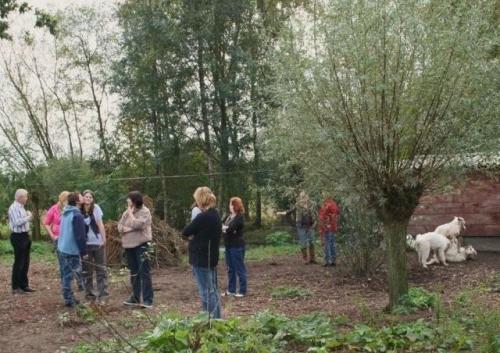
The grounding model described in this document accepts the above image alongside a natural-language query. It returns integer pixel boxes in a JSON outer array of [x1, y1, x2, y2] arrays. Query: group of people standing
[[7, 186, 334, 319], [182, 186, 248, 319], [6, 186, 247, 319], [278, 191, 340, 267]]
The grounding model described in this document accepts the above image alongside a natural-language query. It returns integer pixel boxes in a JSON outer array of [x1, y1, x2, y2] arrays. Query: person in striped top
[[8, 189, 35, 294]]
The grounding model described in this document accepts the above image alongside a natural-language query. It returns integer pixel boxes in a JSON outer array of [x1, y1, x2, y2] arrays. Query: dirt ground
[[0, 252, 498, 353]]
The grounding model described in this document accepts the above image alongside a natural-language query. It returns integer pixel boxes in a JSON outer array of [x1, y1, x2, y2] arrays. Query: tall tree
[[273, 0, 498, 308], [56, 5, 118, 165]]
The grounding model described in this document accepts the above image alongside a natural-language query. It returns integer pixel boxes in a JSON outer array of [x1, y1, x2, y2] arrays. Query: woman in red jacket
[[319, 197, 340, 267]]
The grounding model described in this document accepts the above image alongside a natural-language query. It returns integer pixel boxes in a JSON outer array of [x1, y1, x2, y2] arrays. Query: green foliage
[[394, 287, 438, 315], [0, 239, 54, 263], [336, 201, 384, 276], [73, 302, 500, 353], [264, 231, 293, 246], [244, 244, 297, 262], [270, 285, 312, 299]]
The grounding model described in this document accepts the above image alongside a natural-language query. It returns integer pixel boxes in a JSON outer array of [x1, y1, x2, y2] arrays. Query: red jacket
[[319, 198, 340, 235]]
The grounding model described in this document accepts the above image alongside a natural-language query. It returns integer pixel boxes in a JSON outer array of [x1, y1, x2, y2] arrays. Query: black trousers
[[10, 232, 31, 290]]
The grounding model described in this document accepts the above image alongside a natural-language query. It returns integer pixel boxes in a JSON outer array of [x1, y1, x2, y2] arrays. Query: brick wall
[[408, 175, 500, 237]]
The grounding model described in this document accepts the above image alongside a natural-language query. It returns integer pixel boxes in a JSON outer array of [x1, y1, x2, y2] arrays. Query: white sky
[[0, 0, 120, 169]]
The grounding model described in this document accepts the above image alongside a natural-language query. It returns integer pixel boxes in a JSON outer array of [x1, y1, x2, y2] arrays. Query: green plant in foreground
[[72, 306, 499, 353], [394, 287, 438, 315], [270, 285, 312, 300]]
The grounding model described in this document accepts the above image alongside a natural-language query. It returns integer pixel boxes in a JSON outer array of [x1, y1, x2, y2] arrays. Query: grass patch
[[245, 244, 297, 262], [0, 239, 56, 264], [270, 285, 312, 300]]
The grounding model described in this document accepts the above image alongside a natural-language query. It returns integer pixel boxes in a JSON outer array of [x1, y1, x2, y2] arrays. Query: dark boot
[[308, 245, 317, 264], [301, 248, 308, 264]]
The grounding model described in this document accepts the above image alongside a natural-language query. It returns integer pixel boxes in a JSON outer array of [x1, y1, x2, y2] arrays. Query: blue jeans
[[323, 232, 336, 264], [225, 247, 247, 295], [297, 226, 315, 248], [192, 266, 221, 319], [125, 243, 153, 304], [58, 252, 82, 305], [56, 240, 84, 290]]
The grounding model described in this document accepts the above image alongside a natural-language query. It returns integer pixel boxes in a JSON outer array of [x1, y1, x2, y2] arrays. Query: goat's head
[[455, 216, 466, 230], [464, 245, 477, 258]]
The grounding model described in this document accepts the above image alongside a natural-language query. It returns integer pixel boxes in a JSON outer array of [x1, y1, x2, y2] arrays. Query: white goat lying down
[[414, 232, 451, 268], [427, 239, 477, 265], [434, 216, 466, 240], [407, 232, 477, 268]]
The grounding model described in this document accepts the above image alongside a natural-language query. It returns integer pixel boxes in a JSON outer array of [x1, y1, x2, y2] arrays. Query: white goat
[[414, 232, 451, 268], [434, 217, 466, 240], [427, 239, 477, 265]]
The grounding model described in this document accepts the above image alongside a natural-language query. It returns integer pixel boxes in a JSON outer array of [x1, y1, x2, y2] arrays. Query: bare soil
[[0, 252, 498, 353]]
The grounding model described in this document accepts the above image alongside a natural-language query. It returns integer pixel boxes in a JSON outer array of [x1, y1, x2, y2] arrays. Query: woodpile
[[105, 196, 186, 267]]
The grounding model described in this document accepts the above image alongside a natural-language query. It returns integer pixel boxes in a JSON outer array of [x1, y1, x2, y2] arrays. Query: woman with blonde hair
[[182, 186, 222, 318], [44, 191, 70, 243], [277, 191, 317, 264]]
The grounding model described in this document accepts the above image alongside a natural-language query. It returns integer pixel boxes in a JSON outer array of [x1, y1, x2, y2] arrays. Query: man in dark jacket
[[57, 192, 87, 307]]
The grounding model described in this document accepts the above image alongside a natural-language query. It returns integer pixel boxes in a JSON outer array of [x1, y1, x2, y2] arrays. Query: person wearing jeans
[[125, 242, 153, 306], [81, 190, 108, 302], [8, 189, 34, 294], [118, 191, 153, 308], [192, 266, 221, 319], [319, 197, 340, 267], [183, 186, 222, 319], [278, 191, 317, 264], [222, 197, 247, 297], [57, 192, 87, 307]]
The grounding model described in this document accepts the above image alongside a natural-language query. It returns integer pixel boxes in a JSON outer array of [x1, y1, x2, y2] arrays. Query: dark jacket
[[223, 214, 245, 248], [182, 208, 221, 268]]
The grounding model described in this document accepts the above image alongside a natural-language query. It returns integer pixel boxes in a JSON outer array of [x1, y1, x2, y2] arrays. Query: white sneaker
[[222, 291, 236, 297], [235, 293, 246, 298]]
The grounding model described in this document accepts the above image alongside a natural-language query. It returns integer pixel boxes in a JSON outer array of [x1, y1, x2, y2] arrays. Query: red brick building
[[408, 174, 500, 251]]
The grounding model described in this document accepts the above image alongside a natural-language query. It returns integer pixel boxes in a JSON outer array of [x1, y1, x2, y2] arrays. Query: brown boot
[[301, 248, 308, 264], [308, 245, 317, 264]]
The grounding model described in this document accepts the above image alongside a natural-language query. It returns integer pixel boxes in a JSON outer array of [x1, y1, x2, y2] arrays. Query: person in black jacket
[[222, 197, 247, 297], [182, 187, 222, 319]]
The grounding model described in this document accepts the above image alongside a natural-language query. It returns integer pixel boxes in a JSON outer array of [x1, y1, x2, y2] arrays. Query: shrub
[[336, 203, 384, 276], [394, 287, 438, 315], [265, 231, 293, 246]]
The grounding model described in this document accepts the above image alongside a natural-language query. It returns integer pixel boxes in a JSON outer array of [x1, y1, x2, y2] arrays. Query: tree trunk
[[197, 38, 215, 187], [162, 177, 168, 222], [30, 192, 41, 241], [383, 220, 409, 310]]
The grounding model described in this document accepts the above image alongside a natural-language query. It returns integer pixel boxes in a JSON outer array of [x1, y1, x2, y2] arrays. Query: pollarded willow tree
[[273, 0, 499, 308]]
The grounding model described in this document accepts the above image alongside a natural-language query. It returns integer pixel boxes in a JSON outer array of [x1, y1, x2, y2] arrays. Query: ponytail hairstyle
[[58, 191, 70, 212]]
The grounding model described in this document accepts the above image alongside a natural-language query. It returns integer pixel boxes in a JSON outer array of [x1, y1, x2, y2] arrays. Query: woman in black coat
[[222, 197, 247, 297]]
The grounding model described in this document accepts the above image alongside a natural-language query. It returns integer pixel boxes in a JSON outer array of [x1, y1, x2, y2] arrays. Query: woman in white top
[[81, 190, 108, 302]]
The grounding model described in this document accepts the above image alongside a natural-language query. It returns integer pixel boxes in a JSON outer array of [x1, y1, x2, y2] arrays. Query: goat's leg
[[426, 254, 439, 266], [438, 248, 448, 266]]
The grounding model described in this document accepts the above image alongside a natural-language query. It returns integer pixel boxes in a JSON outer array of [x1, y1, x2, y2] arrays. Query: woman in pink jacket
[[44, 191, 70, 242], [44, 191, 83, 290]]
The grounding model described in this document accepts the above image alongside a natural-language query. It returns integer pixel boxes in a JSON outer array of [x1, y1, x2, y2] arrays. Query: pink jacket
[[44, 204, 62, 239]]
